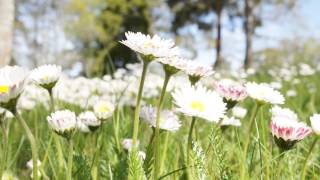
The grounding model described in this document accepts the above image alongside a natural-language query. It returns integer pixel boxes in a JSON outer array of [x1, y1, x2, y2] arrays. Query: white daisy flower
[[182, 61, 214, 83], [138, 151, 146, 160], [310, 114, 320, 135], [47, 110, 77, 138], [93, 101, 115, 120], [245, 82, 284, 105], [270, 107, 312, 150], [26, 159, 41, 170], [29, 64, 62, 90], [77, 111, 101, 132], [76, 119, 90, 133], [232, 106, 247, 119], [0, 66, 28, 106], [140, 105, 181, 132], [172, 84, 226, 123], [120, 31, 179, 58], [220, 116, 241, 127]]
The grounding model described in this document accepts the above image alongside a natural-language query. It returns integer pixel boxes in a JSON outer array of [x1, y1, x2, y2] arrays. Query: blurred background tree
[[65, 0, 154, 77]]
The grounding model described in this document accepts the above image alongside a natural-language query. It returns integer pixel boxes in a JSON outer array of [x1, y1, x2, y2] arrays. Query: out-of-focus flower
[[214, 80, 247, 109], [0, 66, 28, 112], [94, 101, 115, 121], [270, 81, 282, 90], [310, 114, 320, 135], [299, 63, 315, 76], [122, 138, 139, 151], [138, 151, 146, 160], [286, 89, 297, 97], [120, 31, 179, 59], [232, 106, 247, 119], [77, 111, 101, 132], [270, 106, 312, 151], [172, 84, 226, 123], [140, 105, 181, 132], [47, 110, 77, 138], [1, 171, 19, 180], [245, 82, 284, 105], [29, 64, 62, 91], [220, 116, 241, 127]]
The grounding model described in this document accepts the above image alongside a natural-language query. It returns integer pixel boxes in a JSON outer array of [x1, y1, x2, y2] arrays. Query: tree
[[167, 0, 239, 69], [0, 0, 14, 67], [66, 0, 153, 77]]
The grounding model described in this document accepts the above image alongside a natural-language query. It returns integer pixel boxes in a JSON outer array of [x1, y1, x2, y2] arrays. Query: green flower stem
[[0, 118, 8, 177], [187, 116, 196, 163], [91, 130, 103, 180], [66, 138, 74, 180], [154, 71, 171, 180], [132, 61, 150, 149], [15, 112, 39, 180], [113, 107, 121, 153], [240, 102, 261, 180], [301, 137, 318, 180], [160, 132, 169, 174], [48, 90, 65, 176]]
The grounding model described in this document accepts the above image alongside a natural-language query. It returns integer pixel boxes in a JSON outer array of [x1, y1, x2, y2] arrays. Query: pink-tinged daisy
[[214, 80, 247, 109], [182, 61, 214, 84], [47, 110, 77, 139], [270, 106, 312, 151]]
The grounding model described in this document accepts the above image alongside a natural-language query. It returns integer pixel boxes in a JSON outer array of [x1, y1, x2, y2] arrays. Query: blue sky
[[189, 0, 320, 68]]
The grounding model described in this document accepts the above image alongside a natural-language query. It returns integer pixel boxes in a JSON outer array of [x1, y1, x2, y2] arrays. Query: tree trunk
[[0, 0, 14, 67], [213, 0, 223, 69], [244, 0, 254, 69]]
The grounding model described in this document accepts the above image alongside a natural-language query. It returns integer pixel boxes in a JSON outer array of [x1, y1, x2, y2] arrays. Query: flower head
[[172, 84, 226, 123], [310, 114, 320, 135], [156, 56, 190, 75], [220, 116, 241, 127], [270, 106, 312, 151], [182, 61, 214, 84], [245, 82, 284, 105], [47, 110, 77, 138], [93, 101, 115, 121], [77, 111, 101, 132], [30, 64, 62, 90], [232, 106, 247, 119], [215, 80, 247, 109], [120, 31, 179, 59], [0, 66, 28, 112], [140, 105, 181, 131]]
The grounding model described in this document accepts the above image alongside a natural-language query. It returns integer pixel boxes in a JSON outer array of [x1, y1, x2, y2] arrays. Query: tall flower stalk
[[66, 138, 74, 180], [154, 70, 172, 179], [132, 60, 150, 149], [15, 110, 39, 180]]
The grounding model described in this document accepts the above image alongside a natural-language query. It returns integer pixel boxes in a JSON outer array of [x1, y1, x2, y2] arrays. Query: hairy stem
[[301, 137, 318, 180], [67, 138, 74, 180]]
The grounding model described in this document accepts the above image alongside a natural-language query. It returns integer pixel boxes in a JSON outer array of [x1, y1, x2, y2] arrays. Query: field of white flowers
[[1, 32, 320, 180]]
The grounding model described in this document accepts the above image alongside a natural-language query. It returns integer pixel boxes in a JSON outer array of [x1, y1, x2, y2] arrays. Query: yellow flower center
[[98, 105, 110, 113], [190, 101, 205, 112], [41, 75, 49, 81], [0, 86, 9, 95]]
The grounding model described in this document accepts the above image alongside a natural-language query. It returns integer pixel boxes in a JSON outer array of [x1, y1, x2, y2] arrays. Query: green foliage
[[127, 150, 146, 180], [65, 0, 153, 77]]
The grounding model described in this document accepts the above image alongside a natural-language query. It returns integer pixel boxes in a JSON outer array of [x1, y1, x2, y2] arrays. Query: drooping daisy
[[310, 114, 320, 135], [29, 64, 62, 91], [270, 106, 312, 151], [245, 82, 285, 105], [77, 111, 101, 132], [47, 110, 77, 138], [120, 31, 179, 60], [214, 80, 247, 109], [0, 66, 28, 112], [93, 101, 115, 121], [172, 84, 226, 123], [140, 105, 181, 132]]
